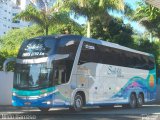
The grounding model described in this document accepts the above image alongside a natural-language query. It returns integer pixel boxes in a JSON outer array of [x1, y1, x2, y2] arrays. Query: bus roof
[[33, 34, 153, 57]]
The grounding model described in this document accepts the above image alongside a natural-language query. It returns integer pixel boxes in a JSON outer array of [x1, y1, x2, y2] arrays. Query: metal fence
[[0, 71, 13, 105]]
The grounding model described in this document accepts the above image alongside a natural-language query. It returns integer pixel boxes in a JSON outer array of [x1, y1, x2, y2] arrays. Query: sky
[[121, 0, 146, 33], [72, 0, 146, 34]]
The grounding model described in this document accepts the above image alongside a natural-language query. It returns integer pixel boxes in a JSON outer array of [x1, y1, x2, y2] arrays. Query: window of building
[[12, 27, 19, 29], [12, 13, 17, 16], [16, 0, 21, 6], [12, 20, 20, 23], [3, 24, 7, 27]]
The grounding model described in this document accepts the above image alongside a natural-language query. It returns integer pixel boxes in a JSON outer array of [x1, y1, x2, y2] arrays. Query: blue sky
[[122, 0, 146, 33], [72, 0, 146, 34]]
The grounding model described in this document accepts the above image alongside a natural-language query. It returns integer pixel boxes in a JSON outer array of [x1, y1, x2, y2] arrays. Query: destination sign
[[21, 41, 47, 57], [22, 52, 45, 57]]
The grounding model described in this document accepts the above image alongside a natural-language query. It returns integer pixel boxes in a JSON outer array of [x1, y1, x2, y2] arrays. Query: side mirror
[[3, 57, 16, 72]]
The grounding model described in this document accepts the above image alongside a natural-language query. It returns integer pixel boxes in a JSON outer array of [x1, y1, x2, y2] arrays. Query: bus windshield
[[14, 36, 80, 90], [14, 63, 53, 90]]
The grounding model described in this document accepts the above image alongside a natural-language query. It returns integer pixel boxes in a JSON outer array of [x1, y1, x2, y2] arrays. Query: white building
[[0, 0, 54, 36], [146, 0, 160, 9]]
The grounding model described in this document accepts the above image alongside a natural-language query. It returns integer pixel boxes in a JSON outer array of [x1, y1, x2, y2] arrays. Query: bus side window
[[54, 67, 59, 79], [54, 65, 67, 85], [61, 68, 67, 83], [79, 42, 98, 64]]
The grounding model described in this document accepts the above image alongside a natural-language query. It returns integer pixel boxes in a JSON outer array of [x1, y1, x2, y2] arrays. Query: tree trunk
[[87, 19, 91, 38], [45, 26, 48, 35]]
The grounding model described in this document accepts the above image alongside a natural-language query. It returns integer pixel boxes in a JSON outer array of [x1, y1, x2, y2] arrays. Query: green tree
[[50, 20, 85, 35], [15, 3, 70, 35], [92, 18, 134, 47], [125, 1, 160, 38], [133, 2, 160, 20], [0, 25, 44, 71], [1, 25, 43, 51], [67, 0, 124, 37]]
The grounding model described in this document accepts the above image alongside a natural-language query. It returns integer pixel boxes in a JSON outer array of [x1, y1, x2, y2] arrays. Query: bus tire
[[70, 93, 83, 112], [137, 93, 144, 107], [39, 108, 50, 112], [129, 93, 137, 108]]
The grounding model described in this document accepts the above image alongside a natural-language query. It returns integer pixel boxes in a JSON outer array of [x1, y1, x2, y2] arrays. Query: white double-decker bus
[[12, 35, 156, 111]]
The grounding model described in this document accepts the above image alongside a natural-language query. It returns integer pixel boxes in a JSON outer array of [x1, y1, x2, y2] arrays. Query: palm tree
[[125, 1, 160, 38], [67, 0, 125, 37], [134, 2, 160, 20], [15, 1, 70, 35]]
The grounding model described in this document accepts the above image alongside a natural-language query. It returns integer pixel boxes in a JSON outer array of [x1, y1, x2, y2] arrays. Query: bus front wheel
[[70, 93, 83, 112]]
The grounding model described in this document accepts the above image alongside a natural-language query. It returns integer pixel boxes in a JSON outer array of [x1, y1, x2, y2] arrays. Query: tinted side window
[[57, 37, 80, 60], [53, 37, 80, 84], [78, 41, 155, 70], [79, 42, 99, 64], [98, 46, 125, 66]]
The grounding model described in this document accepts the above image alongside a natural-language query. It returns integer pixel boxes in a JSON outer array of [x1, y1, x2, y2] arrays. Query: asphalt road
[[1, 105, 160, 120]]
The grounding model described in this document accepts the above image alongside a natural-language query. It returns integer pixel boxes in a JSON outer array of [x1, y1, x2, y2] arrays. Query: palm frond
[[107, 0, 124, 11], [15, 5, 45, 27]]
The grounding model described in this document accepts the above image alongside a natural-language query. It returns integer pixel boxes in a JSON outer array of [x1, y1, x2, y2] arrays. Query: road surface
[[0, 105, 160, 120]]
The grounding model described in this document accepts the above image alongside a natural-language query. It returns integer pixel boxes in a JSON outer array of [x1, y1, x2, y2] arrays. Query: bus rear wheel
[[137, 93, 144, 107], [70, 93, 83, 112], [39, 108, 50, 112], [129, 93, 137, 108]]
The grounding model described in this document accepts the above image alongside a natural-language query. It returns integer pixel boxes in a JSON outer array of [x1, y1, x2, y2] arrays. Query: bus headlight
[[40, 93, 48, 98], [42, 101, 51, 105], [13, 93, 16, 96], [47, 101, 51, 105], [44, 93, 48, 97]]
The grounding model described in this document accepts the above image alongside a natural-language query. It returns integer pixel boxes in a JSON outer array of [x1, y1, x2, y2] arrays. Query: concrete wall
[[0, 71, 13, 105]]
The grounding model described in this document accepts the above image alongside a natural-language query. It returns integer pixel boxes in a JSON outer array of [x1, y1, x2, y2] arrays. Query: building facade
[[146, 0, 160, 9], [0, 0, 54, 36]]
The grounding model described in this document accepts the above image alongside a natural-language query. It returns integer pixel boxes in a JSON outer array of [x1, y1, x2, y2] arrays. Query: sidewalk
[[0, 105, 37, 112]]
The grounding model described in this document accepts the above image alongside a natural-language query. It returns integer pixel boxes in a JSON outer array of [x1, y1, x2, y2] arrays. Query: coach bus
[[12, 35, 156, 111]]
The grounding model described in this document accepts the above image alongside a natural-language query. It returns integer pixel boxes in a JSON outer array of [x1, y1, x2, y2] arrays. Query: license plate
[[24, 102, 31, 106]]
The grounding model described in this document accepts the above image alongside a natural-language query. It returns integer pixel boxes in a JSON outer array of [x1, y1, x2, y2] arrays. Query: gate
[[0, 71, 13, 105]]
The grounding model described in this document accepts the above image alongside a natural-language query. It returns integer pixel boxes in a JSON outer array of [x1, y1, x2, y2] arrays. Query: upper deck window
[[17, 38, 57, 59], [17, 36, 81, 59]]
